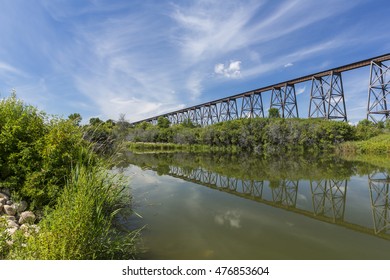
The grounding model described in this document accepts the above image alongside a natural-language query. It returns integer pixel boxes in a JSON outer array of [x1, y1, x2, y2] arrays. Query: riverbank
[[129, 117, 390, 154], [337, 133, 390, 155], [128, 117, 390, 156], [0, 94, 138, 259]]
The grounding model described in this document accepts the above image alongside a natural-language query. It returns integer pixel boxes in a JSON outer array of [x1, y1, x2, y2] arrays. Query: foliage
[[0, 94, 139, 259], [68, 113, 82, 126], [0, 95, 87, 209], [268, 108, 280, 118], [354, 119, 382, 140], [8, 161, 139, 260], [337, 133, 390, 155], [127, 117, 358, 154], [157, 116, 170, 129]]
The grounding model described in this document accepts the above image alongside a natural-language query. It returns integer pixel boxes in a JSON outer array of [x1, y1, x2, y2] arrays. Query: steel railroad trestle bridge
[[132, 53, 390, 126]]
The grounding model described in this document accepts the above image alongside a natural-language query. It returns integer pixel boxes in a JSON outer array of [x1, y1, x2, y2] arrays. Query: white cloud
[[296, 86, 306, 95], [284, 62, 294, 68], [214, 60, 242, 78], [186, 73, 203, 100]]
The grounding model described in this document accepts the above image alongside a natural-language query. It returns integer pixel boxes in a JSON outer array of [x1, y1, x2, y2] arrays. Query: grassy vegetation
[[337, 133, 390, 155], [0, 94, 138, 259], [6, 161, 139, 260]]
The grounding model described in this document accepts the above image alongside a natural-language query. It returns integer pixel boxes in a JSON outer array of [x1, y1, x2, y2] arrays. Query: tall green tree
[[268, 108, 281, 118], [68, 113, 82, 126], [157, 116, 170, 129]]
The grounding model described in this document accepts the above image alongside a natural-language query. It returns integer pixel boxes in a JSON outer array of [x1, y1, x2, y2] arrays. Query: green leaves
[[128, 117, 359, 154]]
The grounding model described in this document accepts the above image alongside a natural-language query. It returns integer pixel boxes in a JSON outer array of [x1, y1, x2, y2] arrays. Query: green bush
[[8, 161, 138, 260], [0, 94, 86, 209], [0, 94, 139, 259], [355, 119, 382, 140], [127, 117, 358, 153]]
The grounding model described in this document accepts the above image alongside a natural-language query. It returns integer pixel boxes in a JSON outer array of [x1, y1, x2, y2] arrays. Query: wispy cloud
[[296, 86, 306, 95], [0, 0, 374, 122], [0, 61, 25, 77], [170, 0, 264, 63]]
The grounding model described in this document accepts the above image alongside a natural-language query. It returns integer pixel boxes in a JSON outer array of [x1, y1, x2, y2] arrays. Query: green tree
[[268, 108, 281, 118], [89, 117, 103, 126], [68, 113, 82, 126], [181, 118, 196, 128], [157, 116, 170, 129]]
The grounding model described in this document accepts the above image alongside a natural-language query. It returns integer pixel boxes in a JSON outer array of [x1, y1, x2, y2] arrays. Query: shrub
[[9, 160, 139, 260]]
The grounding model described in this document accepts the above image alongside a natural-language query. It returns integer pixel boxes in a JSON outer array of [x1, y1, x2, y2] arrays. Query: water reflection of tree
[[124, 152, 381, 182]]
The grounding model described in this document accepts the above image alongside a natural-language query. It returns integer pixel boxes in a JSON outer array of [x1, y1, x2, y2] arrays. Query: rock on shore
[[0, 191, 38, 245]]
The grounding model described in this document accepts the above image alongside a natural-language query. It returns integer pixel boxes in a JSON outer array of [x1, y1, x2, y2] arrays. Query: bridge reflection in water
[[369, 172, 390, 235], [167, 165, 389, 240]]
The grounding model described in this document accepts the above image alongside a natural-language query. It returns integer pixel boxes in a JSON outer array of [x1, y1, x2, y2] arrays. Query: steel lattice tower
[[308, 72, 347, 121], [367, 60, 390, 122], [270, 84, 299, 118], [241, 92, 264, 118]]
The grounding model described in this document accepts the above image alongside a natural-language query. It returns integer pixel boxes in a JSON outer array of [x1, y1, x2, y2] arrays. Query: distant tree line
[[125, 115, 390, 154]]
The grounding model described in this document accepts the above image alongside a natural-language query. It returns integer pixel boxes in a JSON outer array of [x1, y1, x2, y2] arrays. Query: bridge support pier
[[367, 60, 390, 123], [270, 84, 299, 118], [271, 180, 299, 207], [310, 179, 347, 222], [219, 99, 239, 122], [369, 172, 390, 234], [309, 72, 347, 121], [241, 92, 264, 118]]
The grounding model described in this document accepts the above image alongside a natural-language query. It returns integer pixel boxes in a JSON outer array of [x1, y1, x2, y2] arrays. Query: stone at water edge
[[6, 227, 18, 236], [0, 197, 7, 205], [4, 215, 16, 222], [0, 192, 10, 200], [18, 211, 36, 225], [14, 201, 28, 213], [7, 220, 19, 229], [3, 205, 16, 216], [20, 224, 40, 237], [0, 202, 3, 213]]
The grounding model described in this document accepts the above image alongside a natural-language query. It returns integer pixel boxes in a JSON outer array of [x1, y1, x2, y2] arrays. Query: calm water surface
[[118, 152, 390, 259]]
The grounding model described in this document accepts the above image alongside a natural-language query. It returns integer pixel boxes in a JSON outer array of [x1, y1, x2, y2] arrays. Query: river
[[117, 152, 390, 259]]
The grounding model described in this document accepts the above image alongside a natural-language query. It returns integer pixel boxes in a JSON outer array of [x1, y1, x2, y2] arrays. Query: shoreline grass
[[337, 133, 390, 155], [6, 152, 139, 260]]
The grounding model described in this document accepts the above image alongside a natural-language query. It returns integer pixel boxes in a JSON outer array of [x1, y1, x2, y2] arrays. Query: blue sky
[[0, 0, 389, 123]]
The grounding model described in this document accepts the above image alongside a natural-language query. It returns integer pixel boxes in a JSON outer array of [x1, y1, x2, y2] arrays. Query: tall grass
[[8, 154, 139, 260], [337, 133, 390, 155]]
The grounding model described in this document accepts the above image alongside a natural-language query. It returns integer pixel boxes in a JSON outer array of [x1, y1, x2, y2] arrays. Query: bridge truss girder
[[308, 72, 347, 121], [367, 61, 390, 123]]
